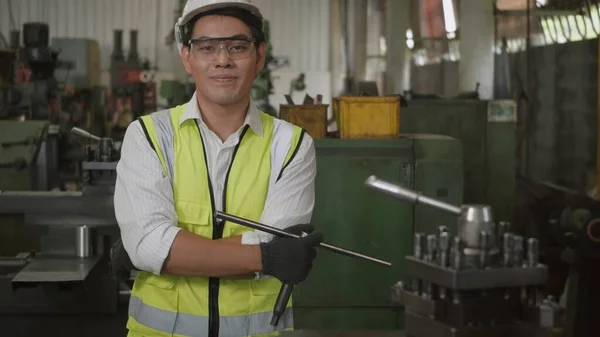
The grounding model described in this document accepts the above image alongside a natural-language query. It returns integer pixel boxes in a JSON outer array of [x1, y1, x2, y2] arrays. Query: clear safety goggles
[[188, 37, 256, 61]]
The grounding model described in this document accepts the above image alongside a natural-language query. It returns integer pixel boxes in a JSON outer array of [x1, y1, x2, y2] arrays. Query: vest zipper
[[197, 123, 249, 337]]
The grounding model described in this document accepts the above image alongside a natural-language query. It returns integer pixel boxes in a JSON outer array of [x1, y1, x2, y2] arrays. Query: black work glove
[[110, 238, 137, 281], [259, 224, 324, 284]]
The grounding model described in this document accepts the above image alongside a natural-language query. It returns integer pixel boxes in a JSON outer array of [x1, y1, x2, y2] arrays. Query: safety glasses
[[188, 36, 256, 61]]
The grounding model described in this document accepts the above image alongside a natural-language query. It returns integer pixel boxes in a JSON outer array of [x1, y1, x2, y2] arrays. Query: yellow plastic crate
[[333, 96, 400, 139], [279, 104, 329, 139]]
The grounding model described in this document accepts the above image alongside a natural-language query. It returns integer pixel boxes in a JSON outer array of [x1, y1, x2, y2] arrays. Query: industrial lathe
[[365, 175, 556, 337]]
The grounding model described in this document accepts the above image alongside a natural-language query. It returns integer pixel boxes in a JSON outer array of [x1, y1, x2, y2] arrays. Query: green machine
[[0, 120, 50, 256], [0, 121, 50, 192], [293, 135, 464, 330], [400, 100, 517, 225]]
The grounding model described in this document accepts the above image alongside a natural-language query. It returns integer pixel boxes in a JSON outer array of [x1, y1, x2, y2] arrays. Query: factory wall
[[410, 39, 599, 192], [0, 0, 180, 73], [0, 0, 332, 109], [253, 0, 333, 111], [525, 39, 597, 192], [410, 61, 459, 98]]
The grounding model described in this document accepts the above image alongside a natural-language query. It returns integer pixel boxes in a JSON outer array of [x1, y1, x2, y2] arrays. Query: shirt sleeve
[[241, 133, 317, 245], [113, 121, 181, 275]]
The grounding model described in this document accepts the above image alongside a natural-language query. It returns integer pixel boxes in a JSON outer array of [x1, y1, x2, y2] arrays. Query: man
[[113, 1, 323, 336]]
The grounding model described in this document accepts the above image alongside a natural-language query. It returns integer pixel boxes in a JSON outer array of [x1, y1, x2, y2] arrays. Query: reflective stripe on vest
[[129, 295, 293, 337], [129, 104, 304, 337]]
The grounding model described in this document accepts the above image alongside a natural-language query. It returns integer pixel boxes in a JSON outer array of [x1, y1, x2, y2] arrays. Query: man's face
[[182, 15, 266, 106]]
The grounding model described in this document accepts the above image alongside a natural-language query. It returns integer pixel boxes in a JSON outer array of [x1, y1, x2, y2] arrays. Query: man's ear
[[181, 46, 193, 75], [256, 42, 266, 73]]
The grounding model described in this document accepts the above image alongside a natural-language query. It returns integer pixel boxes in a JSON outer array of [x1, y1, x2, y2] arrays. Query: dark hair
[[182, 7, 265, 47]]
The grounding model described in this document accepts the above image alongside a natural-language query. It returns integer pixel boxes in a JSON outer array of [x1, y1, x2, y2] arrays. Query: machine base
[[404, 311, 545, 337]]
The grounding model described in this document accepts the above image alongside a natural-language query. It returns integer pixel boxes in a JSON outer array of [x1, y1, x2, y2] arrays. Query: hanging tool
[[213, 211, 391, 326]]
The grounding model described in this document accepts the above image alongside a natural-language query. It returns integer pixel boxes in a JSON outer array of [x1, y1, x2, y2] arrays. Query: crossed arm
[[113, 121, 316, 278]]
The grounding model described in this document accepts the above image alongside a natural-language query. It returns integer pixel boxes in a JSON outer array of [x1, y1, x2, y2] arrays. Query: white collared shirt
[[114, 93, 316, 275]]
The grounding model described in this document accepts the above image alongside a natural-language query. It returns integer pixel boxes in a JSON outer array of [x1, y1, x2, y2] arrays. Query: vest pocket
[[175, 199, 211, 227], [129, 272, 179, 336], [139, 271, 178, 290]]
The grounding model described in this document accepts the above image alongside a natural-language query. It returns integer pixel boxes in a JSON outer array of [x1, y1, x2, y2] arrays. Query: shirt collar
[[179, 91, 263, 136]]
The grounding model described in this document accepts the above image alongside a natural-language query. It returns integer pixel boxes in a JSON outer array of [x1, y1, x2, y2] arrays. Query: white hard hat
[[174, 0, 263, 55]]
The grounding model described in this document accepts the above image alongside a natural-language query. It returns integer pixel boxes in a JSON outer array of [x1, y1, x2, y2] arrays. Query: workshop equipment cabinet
[[293, 135, 463, 330]]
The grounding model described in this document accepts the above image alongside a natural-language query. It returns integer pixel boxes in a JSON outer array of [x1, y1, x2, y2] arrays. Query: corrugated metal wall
[[254, 0, 330, 72], [0, 0, 179, 73], [0, 0, 330, 73]]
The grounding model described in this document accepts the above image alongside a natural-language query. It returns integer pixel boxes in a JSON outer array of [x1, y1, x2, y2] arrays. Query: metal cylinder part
[[503, 232, 514, 266], [412, 234, 425, 295], [498, 221, 510, 238], [129, 30, 139, 61], [438, 232, 450, 300], [413, 233, 425, 259], [113, 30, 124, 59], [480, 231, 490, 249], [421, 233, 434, 299], [513, 235, 524, 267], [438, 232, 450, 267], [452, 236, 463, 269], [527, 238, 539, 266], [99, 138, 114, 162], [437, 225, 449, 236], [364, 176, 462, 215], [426, 234, 437, 262], [458, 205, 494, 249], [479, 231, 489, 268], [75, 226, 93, 258]]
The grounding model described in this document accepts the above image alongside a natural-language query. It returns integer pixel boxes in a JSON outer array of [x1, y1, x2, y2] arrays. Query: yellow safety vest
[[125, 104, 305, 337]]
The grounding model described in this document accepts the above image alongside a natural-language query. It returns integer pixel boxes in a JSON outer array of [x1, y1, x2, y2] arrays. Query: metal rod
[[527, 238, 539, 267], [71, 127, 101, 142], [364, 176, 462, 215], [214, 211, 392, 267]]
